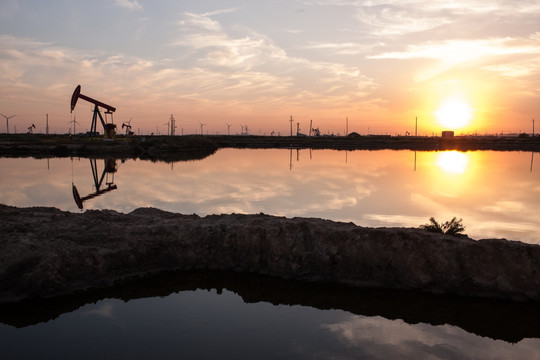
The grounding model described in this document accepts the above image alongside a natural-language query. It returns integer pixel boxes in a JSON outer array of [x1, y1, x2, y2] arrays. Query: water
[[1, 149, 539, 242], [1, 286, 540, 359], [1, 149, 540, 358]]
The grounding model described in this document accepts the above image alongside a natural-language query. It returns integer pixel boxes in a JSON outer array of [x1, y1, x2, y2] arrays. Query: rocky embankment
[[1, 204, 539, 304]]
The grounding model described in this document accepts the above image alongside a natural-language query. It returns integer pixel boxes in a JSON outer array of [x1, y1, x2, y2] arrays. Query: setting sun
[[435, 97, 473, 130]]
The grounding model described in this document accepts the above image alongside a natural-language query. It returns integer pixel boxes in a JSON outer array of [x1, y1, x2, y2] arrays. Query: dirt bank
[[0, 134, 218, 162], [2, 134, 540, 160], [1, 205, 539, 304]]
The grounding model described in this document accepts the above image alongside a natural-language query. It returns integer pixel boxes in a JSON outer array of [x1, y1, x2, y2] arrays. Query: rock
[[0, 204, 539, 303]]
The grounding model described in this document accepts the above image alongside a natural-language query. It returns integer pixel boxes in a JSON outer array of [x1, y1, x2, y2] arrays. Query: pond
[[1, 148, 539, 359], [1, 148, 539, 243]]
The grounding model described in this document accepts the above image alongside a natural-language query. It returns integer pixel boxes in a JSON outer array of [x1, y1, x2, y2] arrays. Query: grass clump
[[420, 217, 465, 236]]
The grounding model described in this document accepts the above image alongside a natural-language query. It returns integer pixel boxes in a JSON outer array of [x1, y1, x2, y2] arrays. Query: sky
[[0, 0, 539, 136]]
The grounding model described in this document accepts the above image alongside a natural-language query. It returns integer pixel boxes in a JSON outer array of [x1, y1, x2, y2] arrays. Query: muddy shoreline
[[1, 134, 540, 161]]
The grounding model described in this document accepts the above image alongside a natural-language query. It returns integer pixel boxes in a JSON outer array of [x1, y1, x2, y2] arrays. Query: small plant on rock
[[420, 217, 465, 236]]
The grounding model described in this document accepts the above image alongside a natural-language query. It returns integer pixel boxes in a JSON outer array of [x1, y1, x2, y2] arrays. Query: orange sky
[[1, 1, 539, 135]]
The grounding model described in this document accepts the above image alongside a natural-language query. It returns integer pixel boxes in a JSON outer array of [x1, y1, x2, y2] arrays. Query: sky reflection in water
[[1, 149, 538, 243], [1, 289, 539, 360]]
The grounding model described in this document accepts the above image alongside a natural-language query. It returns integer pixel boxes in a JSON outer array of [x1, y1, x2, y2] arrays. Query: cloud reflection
[[322, 315, 540, 359], [81, 302, 116, 320]]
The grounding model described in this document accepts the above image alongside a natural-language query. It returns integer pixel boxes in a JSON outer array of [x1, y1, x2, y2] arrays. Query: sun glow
[[435, 96, 473, 130]]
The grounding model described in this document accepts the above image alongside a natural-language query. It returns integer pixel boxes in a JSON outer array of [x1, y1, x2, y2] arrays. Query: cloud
[[172, 11, 376, 106], [370, 38, 540, 62], [367, 36, 540, 82], [301, 0, 540, 39], [353, 4, 452, 36], [113, 0, 143, 11], [202, 8, 239, 17], [302, 41, 375, 55]]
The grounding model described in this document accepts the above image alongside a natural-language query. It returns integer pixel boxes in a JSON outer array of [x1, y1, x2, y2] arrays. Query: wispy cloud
[[302, 0, 540, 38], [172, 11, 375, 106], [113, 0, 143, 11], [302, 41, 375, 55], [202, 8, 239, 17], [370, 38, 540, 62], [369, 37, 540, 81]]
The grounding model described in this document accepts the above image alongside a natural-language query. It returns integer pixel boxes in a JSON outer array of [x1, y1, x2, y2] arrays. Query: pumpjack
[[70, 85, 117, 139]]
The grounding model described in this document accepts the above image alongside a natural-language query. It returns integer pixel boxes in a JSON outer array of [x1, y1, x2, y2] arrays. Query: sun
[[435, 96, 473, 130]]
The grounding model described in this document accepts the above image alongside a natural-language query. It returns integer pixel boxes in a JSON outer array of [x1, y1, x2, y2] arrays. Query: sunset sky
[[1, 0, 539, 135]]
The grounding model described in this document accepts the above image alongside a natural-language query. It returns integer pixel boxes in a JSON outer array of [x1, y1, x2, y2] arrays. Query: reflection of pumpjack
[[72, 158, 118, 209]]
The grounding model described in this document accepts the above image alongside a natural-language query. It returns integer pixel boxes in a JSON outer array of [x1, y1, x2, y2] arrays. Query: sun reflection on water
[[435, 151, 469, 174]]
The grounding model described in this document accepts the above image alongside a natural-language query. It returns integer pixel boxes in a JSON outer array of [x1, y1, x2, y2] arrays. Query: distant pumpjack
[[122, 118, 133, 136]]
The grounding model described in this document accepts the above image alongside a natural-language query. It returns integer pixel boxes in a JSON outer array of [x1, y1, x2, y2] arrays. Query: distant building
[[442, 130, 454, 138]]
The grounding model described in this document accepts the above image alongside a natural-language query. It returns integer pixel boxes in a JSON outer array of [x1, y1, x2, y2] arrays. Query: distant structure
[[122, 118, 133, 136], [27, 123, 35, 134], [225, 123, 231, 135], [442, 130, 455, 138], [199, 122, 206, 135], [241, 125, 249, 136], [67, 115, 80, 135], [289, 115, 293, 136], [1, 113, 16, 134], [170, 114, 176, 136]]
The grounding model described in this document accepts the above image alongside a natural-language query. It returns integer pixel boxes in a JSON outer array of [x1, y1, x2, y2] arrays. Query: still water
[[1, 148, 539, 243], [1, 149, 540, 359]]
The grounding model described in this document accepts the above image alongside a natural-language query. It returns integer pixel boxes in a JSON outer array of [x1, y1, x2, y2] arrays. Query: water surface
[[1, 149, 540, 359], [1, 287, 540, 360], [1, 149, 538, 242]]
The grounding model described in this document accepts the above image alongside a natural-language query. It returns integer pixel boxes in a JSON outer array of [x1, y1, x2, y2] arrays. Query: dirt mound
[[1, 204, 539, 303]]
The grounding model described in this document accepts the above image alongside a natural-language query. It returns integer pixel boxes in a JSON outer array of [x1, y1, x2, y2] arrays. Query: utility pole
[[533, 118, 535, 137], [46, 113, 49, 135], [346, 117, 349, 136], [415, 116, 418, 137], [170, 114, 176, 136], [289, 115, 293, 136]]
